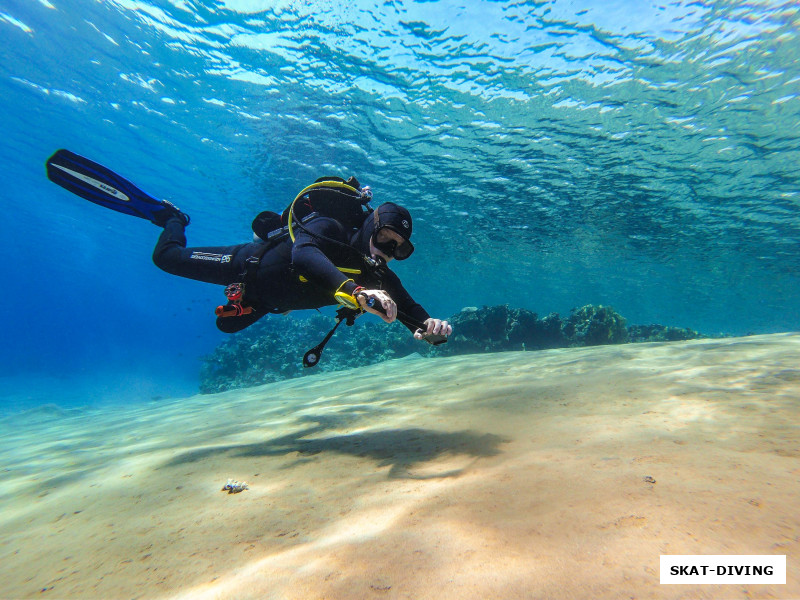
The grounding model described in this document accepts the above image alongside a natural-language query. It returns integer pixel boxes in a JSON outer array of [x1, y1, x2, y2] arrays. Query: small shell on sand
[[222, 479, 249, 494]]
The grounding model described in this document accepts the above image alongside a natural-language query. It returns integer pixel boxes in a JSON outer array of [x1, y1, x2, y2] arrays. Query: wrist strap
[[334, 279, 361, 310]]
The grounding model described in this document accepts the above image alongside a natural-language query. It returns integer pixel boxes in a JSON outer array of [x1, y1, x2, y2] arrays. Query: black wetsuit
[[152, 216, 430, 333]]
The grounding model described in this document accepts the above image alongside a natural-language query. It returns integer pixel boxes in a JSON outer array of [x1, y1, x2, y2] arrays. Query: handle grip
[[360, 295, 447, 345]]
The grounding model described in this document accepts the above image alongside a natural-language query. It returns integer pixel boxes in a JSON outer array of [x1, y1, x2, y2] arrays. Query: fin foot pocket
[[152, 200, 190, 227]]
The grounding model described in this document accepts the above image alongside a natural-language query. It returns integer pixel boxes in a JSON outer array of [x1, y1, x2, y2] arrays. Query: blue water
[[1, 0, 798, 411]]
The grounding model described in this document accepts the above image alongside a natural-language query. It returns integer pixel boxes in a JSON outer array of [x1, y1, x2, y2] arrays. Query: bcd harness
[[215, 176, 375, 323]]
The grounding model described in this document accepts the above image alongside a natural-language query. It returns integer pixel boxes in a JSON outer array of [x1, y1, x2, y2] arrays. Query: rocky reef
[[199, 304, 707, 394]]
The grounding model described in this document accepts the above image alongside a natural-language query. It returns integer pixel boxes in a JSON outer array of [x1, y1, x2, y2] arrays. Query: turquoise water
[[1, 0, 798, 409]]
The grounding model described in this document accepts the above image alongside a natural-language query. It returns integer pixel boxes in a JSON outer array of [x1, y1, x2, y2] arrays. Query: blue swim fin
[[46, 149, 182, 225]]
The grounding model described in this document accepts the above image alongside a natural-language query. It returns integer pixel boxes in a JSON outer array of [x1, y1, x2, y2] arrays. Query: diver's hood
[[351, 202, 413, 254]]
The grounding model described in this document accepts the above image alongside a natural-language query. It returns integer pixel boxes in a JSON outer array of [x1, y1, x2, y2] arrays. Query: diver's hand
[[356, 289, 397, 323], [414, 318, 452, 340]]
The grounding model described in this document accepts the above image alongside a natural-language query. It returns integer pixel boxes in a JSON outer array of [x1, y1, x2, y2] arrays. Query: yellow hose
[[287, 180, 360, 242]]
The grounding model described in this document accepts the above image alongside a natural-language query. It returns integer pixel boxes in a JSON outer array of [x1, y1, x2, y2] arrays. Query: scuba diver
[[150, 191, 453, 341], [46, 150, 452, 365]]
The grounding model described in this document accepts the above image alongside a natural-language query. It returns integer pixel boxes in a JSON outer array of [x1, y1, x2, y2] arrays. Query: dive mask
[[372, 226, 414, 260]]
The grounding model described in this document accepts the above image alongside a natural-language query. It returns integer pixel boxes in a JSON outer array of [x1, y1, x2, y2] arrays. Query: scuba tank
[[251, 176, 373, 245]]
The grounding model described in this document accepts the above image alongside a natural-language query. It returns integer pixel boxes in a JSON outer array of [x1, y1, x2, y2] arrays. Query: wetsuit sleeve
[[380, 269, 431, 334], [291, 218, 359, 296]]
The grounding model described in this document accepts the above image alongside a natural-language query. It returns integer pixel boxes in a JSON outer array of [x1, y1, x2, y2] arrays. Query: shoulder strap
[[241, 241, 273, 290]]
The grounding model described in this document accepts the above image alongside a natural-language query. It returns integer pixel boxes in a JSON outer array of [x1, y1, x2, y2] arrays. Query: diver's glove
[[413, 318, 452, 341], [334, 281, 397, 324], [356, 289, 397, 324]]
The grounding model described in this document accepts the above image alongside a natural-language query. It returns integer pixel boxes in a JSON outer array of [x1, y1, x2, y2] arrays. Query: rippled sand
[[1, 334, 798, 599]]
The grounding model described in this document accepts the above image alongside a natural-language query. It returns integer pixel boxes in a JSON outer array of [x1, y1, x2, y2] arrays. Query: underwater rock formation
[[562, 305, 628, 346], [626, 324, 706, 343], [199, 304, 707, 393], [437, 306, 566, 355]]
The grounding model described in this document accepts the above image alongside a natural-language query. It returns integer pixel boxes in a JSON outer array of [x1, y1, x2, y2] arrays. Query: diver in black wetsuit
[[43, 151, 451, 347], [151, 198, 453, 342]]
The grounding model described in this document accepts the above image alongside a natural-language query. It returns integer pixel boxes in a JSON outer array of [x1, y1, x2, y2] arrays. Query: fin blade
[[46, 149, 166, 221]]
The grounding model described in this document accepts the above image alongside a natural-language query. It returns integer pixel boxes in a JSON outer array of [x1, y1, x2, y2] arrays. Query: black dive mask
[[371, 226, 414, 260]]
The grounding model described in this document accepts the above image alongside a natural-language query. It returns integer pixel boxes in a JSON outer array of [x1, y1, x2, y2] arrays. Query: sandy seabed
[[0, 334, 798, 600]]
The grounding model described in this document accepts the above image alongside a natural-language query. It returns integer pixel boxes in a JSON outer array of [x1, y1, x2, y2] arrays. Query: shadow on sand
[[163, 413, 510, 479]]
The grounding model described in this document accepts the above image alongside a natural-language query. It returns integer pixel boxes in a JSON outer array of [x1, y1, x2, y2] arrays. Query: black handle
[[302, 316, 346, 368], [362, 295, 447, 346]]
